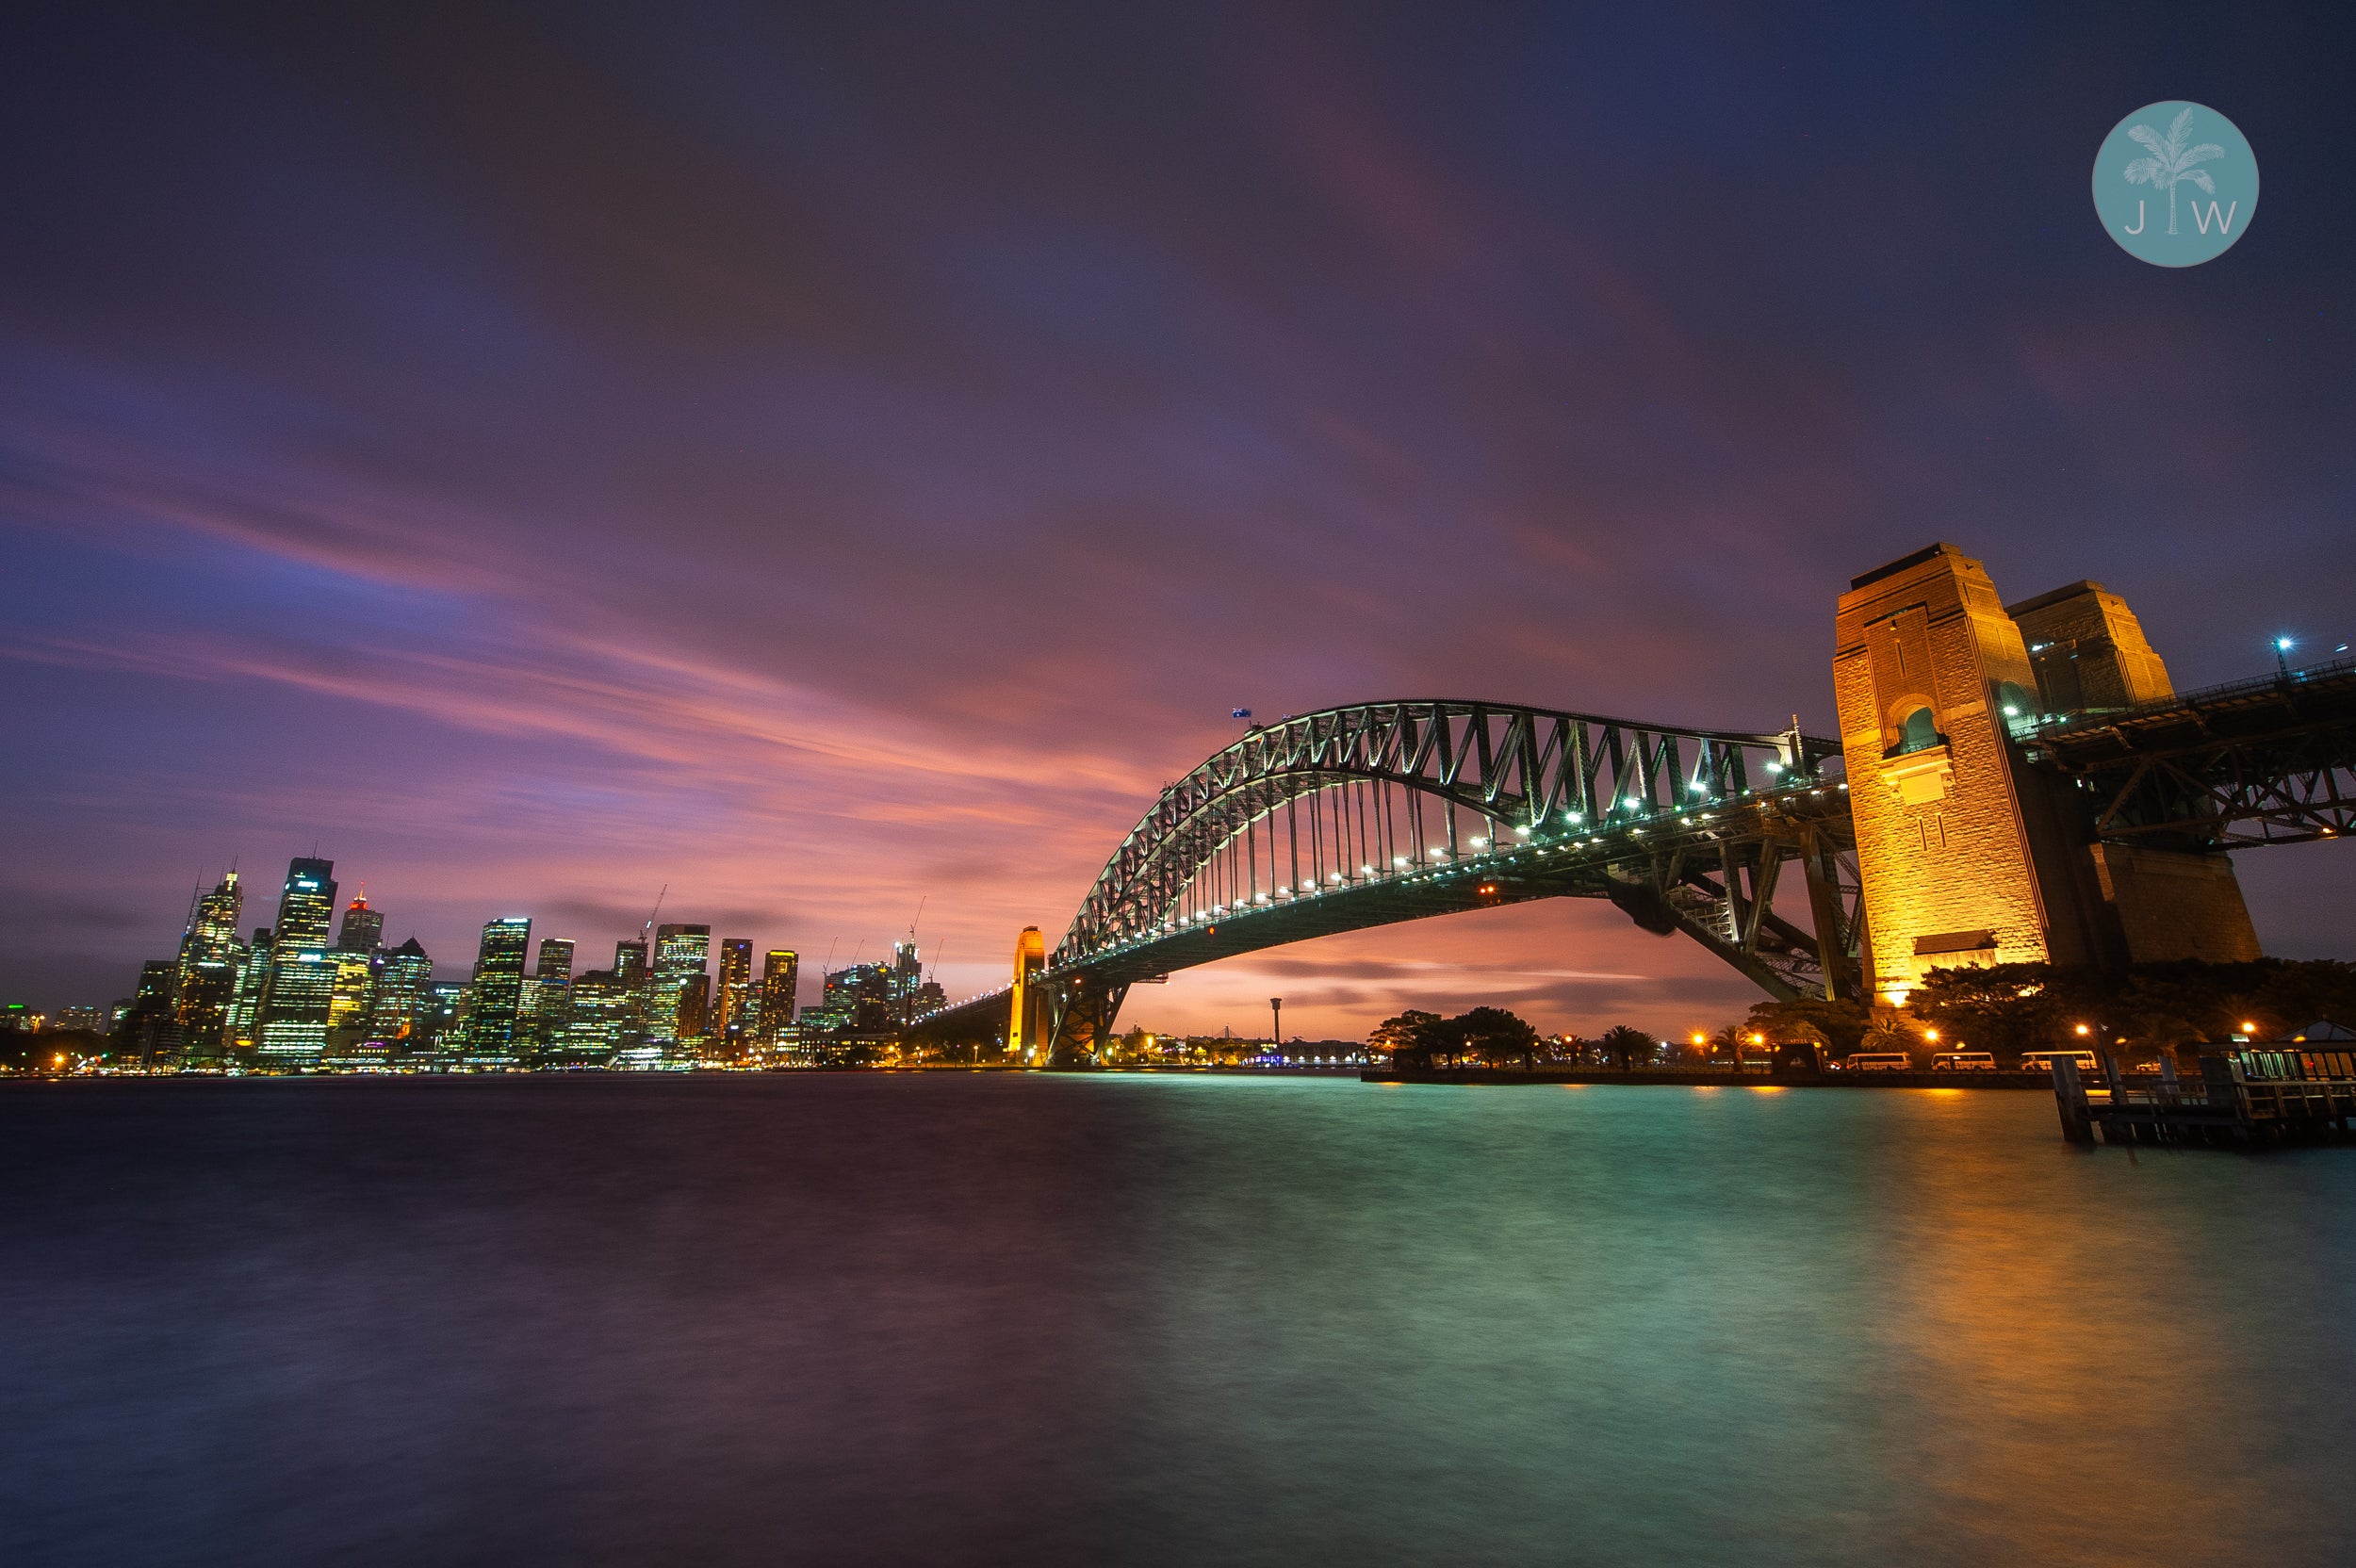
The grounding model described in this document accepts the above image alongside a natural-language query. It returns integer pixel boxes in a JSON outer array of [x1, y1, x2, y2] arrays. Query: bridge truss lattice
[[904, 702, 1875, 1061]]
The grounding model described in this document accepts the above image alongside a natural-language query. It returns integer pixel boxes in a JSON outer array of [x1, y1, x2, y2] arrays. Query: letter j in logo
[[2093, 102, 2258, 266]]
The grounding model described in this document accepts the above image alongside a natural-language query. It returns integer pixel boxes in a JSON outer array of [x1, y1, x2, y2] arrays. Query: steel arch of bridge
[[1057, 699, 1845, 966], [902, 701, 1871, 1061]]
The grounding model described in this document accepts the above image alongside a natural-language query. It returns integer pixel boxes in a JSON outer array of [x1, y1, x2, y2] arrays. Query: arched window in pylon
[[1893, 706, 1941, 755]]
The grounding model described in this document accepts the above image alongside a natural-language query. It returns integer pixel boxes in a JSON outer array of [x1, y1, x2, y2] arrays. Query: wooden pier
[[2054, 1044, 2356, 1149]]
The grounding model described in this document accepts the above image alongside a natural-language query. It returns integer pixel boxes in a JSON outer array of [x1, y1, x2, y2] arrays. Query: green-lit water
[[5, 1074, 2350, 1564]]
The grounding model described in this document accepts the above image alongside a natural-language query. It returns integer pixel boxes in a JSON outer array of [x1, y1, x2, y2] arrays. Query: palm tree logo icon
[[2121, 106, 2223, 237]]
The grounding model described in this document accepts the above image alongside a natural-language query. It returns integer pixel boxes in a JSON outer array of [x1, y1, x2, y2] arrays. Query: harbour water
[[5, 1074, 2353, 1566]]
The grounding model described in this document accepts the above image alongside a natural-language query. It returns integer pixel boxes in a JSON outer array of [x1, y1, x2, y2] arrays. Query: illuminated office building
[[714, 939, 752, 1056], [559, 966, 636, 1066], [367, 938, 433, 1042], [816, 962, 891, 1035], [650, 923, 711, 1059], [462, 917, 532, 1063], [257, 858, 338, 1063], [226, 928, 272, 1052], [889, 940, 945, 1025], [172, 871, 245, 1061], [415, 982, 466, 1052], [757, 949, 798, 1048], [614, 938, 648, 1037], [521, 937, 575, 1059], [326, 948, 376, 1048], [614, 938, 648, 988], [335, 892, 384, 955], [557, 938, 649, 1066]]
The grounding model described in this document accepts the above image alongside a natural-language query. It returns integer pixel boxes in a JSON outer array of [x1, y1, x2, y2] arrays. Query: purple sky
[[3, 3, 2350, 1036]]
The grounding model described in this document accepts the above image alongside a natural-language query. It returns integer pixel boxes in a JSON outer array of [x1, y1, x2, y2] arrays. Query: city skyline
[[16, 847, 1366, 1053], [4, 8, 2351, 1039]]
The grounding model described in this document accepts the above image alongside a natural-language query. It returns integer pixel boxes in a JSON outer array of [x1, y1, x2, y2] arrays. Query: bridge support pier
[[1043, 973, 1127, 1070]]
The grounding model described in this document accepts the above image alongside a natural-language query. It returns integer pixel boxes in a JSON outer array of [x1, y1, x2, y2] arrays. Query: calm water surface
[[4, 1074, 2352, 1566]]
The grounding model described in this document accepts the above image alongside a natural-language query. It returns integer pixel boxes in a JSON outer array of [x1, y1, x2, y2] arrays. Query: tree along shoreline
[[1362, 958, 2356, 1074]]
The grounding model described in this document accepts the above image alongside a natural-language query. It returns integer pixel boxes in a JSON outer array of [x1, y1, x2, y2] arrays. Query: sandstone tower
[[1835, 544, 2259, 1001], [1009, 924, 1046, 1057]]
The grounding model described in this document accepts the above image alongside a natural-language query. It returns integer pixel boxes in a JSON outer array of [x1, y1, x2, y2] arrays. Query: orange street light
[[2073, 1023, 2091, 1037], [1923, 1028, 1939, 1042], [2241, 1021, 2258, 1034]]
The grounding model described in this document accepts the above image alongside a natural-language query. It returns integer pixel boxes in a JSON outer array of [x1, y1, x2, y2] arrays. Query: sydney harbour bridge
[[912, 545, 2356, 1065]]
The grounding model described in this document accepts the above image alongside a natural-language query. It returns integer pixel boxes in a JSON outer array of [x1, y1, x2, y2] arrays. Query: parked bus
[[2018, 1049, 2099, 1074], [1842, 1052, 1913, 1071], [1930, 1051, 1996, 1071]]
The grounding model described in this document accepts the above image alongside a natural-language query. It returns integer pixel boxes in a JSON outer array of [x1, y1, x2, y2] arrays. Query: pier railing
[[2056, 1051, 2356, 1148]]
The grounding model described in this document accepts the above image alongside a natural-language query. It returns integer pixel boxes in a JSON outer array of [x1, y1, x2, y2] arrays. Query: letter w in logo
[[2191, 200, 2239, 235]]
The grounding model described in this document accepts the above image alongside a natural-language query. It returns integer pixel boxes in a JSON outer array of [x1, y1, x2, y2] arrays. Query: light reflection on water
[[3, 1075, 2350, 1566]]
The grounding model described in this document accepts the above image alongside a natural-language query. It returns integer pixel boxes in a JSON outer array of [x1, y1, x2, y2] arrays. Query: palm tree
[[2123, 106, 2223, 237], [1597, 1023, 1657, 1071]]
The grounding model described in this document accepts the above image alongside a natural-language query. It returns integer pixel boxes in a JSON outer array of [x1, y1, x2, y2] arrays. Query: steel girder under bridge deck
[[2024, 659, 2356, 849]]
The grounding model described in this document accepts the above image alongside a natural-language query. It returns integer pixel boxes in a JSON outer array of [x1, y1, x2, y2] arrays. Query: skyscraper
[[335, 892, 384, 955], [757, 949, 798, 1051], [172, 871, 244, 1061], [614, 939, 648, 990], [522, 937, 575, 1061], [257, 858, 337, 1063], [533, 936, 575, 987], [367, 937, 433, 1042], [714, 939, 753, 1056], [226, 927, 272, 1054], [888, 939, 944, 1024], [462, 917, 532, 1064], [649, 923, 711, 1061], [124, 959, 182, 1064], [326, 947, 376, 1050]]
